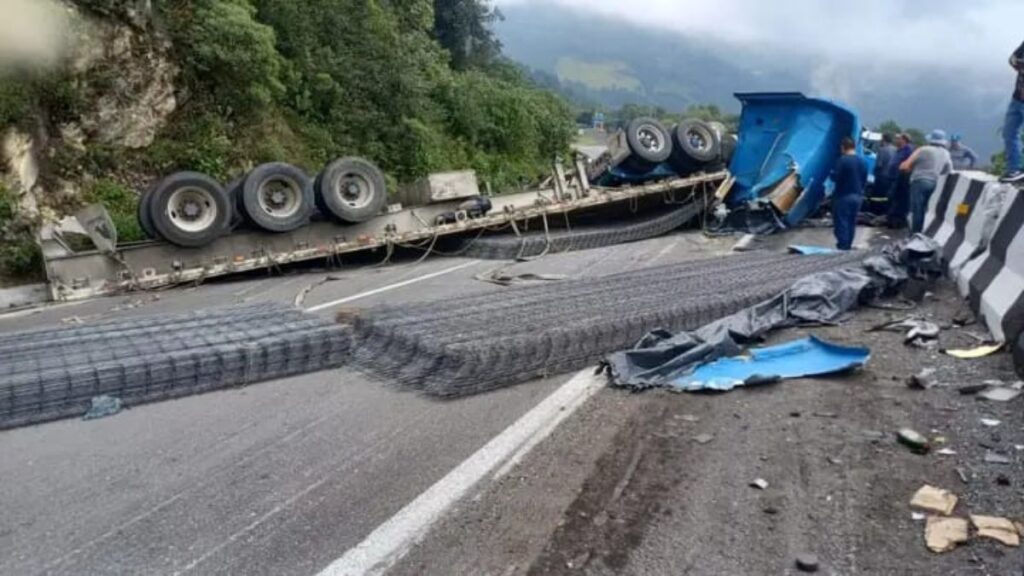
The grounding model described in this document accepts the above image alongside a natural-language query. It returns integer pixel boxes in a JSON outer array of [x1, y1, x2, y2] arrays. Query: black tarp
[[602, 235, 941, 391]]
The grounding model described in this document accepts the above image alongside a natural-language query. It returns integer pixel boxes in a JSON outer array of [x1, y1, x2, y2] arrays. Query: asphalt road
[[0, 229, 759, 576]]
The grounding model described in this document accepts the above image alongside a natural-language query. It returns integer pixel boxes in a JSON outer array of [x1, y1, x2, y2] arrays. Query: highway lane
[[0, 230, 745, 575]]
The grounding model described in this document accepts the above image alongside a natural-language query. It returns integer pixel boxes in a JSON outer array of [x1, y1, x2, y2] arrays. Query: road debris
[[943, 343, 1003, 359], [293, 275, 343, 308], [925, 517, 970, 553], [958, 383, 989, 395], [788, 245, 838, 255], [970, 515, 1021, 547], [672, 337, 870, 392], [980, 418, 1002, 427], [750, 478, 769, 490], [907, 368, 939, 390], [794, 553, 820, 572], [978, 386, 1022, 403], [984, 452, 1011, 465], [82, 395, 123, 421], [897, 429, 931, 454], [910, 485, 958, 515], [694, 433, 715, 445], [475, 270, 569, 287], [936, 448, 957, 456]]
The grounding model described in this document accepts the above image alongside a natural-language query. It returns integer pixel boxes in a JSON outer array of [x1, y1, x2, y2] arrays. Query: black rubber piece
[[625, 117, 673, 169], [238, 162, 314, 233], [457, 205, 699, 261], [316, 157, 387, 223], [671, 120, 721, 171], [148, 171, 231, 248], [225, 176, 246, 231], [136, 182, 159, 240]]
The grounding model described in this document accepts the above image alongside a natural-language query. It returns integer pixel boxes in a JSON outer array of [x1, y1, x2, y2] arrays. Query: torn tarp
[[672, 336, 870, 392], [603, 235, 939, 391]]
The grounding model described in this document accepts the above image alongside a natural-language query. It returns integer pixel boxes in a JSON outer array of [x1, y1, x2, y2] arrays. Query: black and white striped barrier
[[923, 172, 1023, 345]]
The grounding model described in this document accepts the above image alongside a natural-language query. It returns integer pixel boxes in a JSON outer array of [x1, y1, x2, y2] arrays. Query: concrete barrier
[[924, 171, 1023, 343]]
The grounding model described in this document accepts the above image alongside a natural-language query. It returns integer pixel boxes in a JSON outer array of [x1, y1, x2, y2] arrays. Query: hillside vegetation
[[0, 0, 574, 277]]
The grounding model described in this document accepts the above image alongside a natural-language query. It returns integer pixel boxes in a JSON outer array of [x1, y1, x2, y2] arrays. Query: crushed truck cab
[[726, 92, 863, 228]]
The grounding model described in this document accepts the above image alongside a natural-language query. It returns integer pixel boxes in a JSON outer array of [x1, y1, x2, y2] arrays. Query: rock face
[[70, 1, 179, 149]]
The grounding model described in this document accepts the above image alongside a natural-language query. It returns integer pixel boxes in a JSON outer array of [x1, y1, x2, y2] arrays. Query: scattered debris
[[694, 433, 715, 445], [925, 516, 970, 553], [907, 368, 939, 390], [978, 386, 1021, 403], [788, 245, 838, 255], [898, 429, 931, 454], [944, 344, 1003, 359], [794, 553, 820, 573], [911, 512, 927, 521], [82, 395, 123, 421], [676, 414, 700, 423], [980, 418, 1002, 427], [475, 270, 569, 287], [732, 233, 757, 252], [904, 321, 940, 346], [958, 384, 989, 396], [750, 478, 769, 490], [813, 412, 838, 419], [910, 485, 958, 515], [293, 275, 343, 307], [672, 337, 870, 392], [936, 448, 957, 456], [827, 456, 843, 466], [970, 515, 1021, 547], [955, 468, 970, 484], [996, 474, 1011, 486], [984, 452, 1011, 465]]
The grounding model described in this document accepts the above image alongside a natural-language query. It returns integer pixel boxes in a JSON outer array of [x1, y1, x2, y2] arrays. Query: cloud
[[497, 0, 1023, 75], [0, 0, 74, 71]]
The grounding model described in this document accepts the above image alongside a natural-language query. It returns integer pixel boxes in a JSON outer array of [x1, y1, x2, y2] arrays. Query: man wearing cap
[[949, 135, 978, 171], [1002, 40, 1024, 183], [900, 130, 953, 233]]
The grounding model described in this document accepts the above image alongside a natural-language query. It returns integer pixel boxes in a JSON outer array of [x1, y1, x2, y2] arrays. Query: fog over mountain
[[495, 1, 1021, 159]]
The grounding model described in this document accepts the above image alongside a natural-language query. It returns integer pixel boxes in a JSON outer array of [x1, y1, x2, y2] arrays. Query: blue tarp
[[672, 336, 870, 392], [788, 245, 840, 255]]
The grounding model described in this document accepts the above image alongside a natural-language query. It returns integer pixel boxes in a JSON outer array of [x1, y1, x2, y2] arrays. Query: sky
[[496, 0, 1024, 77]]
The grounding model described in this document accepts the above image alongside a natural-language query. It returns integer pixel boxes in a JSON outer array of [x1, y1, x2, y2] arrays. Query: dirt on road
[[397, 280, 1024, 576]]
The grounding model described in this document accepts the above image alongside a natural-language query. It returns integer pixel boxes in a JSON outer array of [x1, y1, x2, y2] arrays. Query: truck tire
[[722, 133, 738, 165], [672, 120, 721, 166], [148, 171, 231, 248], [137, 182, 159, 240], [316, 157, 387, 224], [625, 117, 673, 169], [238, 163, 313, 233], [225, 176, 246, 231]]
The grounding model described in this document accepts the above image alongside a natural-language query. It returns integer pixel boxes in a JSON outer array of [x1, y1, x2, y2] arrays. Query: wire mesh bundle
[[352, 250, 868, 397], [0, 302, 351, 429]]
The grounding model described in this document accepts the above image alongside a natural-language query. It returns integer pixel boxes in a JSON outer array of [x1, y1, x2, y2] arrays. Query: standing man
[[949, 135, 979, 170], [831, 137, 869, 250], [874, 133, 897, 201], [900, 130, 953, 234], [887, 133, 916, 228], [1002, 40, 1024, 183]]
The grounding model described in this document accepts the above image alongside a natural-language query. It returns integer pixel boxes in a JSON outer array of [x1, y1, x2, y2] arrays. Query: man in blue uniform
[[831, 137, 869, 251]]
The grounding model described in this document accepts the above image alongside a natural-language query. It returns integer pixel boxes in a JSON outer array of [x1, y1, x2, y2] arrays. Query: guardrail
[[923, 172, 1023, 352]]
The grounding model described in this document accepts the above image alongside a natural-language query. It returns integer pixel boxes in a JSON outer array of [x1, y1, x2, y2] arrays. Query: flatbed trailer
[[39, 164, 728, 302]]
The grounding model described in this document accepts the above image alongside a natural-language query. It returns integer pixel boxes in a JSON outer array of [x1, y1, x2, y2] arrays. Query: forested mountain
[[496, 2, 1009, 160]]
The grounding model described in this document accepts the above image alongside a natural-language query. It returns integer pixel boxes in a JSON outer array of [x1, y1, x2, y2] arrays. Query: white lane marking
[[305, 261, 480, 312], [315, 369, 606, 576]]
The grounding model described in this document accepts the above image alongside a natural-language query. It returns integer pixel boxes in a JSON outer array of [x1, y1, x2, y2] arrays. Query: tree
[[433, 0, 503, 70]]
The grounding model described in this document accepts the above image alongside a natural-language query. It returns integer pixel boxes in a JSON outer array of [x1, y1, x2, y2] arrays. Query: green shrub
[[0, 185, 43, 280], [83, 179, 145, 243]]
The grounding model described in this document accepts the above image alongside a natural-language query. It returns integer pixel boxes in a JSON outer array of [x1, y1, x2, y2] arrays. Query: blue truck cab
[[725, 92, 865, 227]]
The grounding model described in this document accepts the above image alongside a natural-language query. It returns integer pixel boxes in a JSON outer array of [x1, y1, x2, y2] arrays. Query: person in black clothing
[[1001, 40, 1024, 183], [831, 137, 869, 250]]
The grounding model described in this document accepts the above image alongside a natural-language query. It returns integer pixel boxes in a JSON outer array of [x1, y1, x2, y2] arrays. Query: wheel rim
[[167, 187, 218, 233], [257, 176, 303, 218], [334, 172, 373, 209], [686, 128, 711, 153], [635, 124, 666, 154]]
